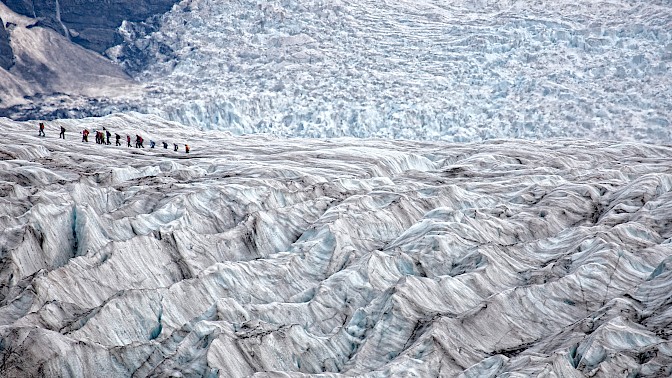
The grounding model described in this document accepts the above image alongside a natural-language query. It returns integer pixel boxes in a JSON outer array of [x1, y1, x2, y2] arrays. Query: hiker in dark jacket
[[105, 129, 112, 145], [115, 133, 121, 146], [59, 126, 65, 139], [38, 122, 46, 137]]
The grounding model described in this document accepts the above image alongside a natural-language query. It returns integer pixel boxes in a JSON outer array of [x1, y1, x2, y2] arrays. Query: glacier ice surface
[[113, 0, 672, 142], [0, 113, 671, 376]]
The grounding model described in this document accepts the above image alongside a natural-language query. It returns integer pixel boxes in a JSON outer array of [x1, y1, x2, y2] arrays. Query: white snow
[[0, 113, 671, 376]]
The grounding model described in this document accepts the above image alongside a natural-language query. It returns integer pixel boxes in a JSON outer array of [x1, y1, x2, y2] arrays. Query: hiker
[[162, 142, 168, 149], [105, 129, 112, 145], [173, 143, 178, 151], [94, 131, 100, 144], [150, 140, 156, 148], [59, 126, 65, 139], [38, 122, 46, 137], [82, 129, 89, 142], [115, 133, 121, 146], [185, 144, 190, 153], [135, 135, 144, 148], [126, 135, 131, 147]]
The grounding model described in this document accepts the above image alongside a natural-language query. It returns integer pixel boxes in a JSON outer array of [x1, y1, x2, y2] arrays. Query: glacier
[[116, 0, 672, 142], [1, 0, 671, 142], [1, 113, 671, 376]]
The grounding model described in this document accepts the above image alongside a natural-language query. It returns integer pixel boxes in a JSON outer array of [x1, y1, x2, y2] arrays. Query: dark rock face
[[2, 0, 35, 17], [0, 17, 13, 70], [3, 0, 179, 53]]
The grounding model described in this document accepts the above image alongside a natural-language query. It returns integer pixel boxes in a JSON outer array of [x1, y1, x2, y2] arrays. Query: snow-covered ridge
[[1, 113, 671, 376], [117, 0, 672, 142]]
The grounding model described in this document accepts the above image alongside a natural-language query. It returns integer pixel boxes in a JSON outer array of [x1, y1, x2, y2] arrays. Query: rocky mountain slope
[[0, 3, 139, 117], [0, 15, 12, 70], [0, 114, 671, 376], [2, 0, 178, 52]]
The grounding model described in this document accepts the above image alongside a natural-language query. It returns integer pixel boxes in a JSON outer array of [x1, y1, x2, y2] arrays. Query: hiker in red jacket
[[82, 129, 89, 142]]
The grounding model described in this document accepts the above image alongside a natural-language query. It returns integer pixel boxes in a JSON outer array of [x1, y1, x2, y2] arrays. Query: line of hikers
[[40, 123, 190, 153]]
